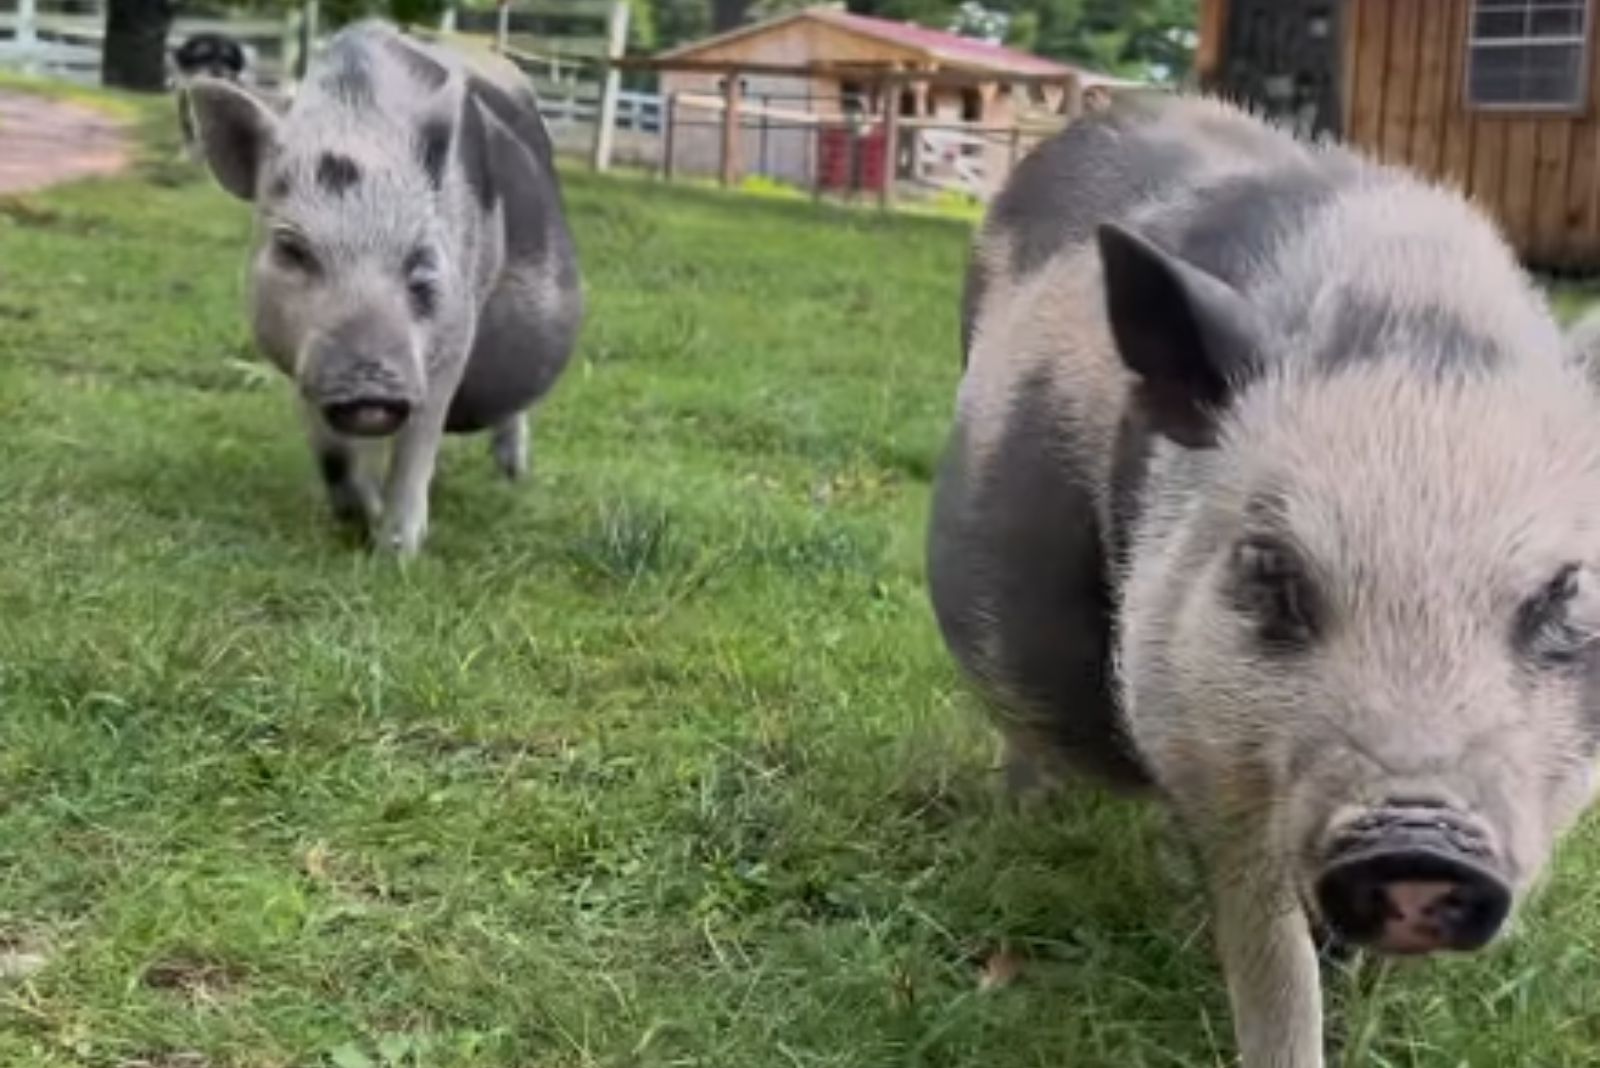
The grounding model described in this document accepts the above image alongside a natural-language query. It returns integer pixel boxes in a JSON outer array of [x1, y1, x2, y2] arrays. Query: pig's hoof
[[328, 488, 378, 528], [375, 519, 426, 558]]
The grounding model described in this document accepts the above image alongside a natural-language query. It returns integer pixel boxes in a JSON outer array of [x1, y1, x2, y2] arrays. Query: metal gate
[[1213, 0, 1343, 139]]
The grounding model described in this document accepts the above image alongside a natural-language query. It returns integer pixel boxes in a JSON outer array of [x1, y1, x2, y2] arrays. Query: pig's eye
[[1517, 563, 1598, 667], [270, 230, 318, 275], [403, 247, 439, 319], [1230, 536, 1321, 651]]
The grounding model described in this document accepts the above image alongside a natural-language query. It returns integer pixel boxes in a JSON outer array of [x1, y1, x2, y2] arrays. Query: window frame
[[1463, 0, 1595, 115]]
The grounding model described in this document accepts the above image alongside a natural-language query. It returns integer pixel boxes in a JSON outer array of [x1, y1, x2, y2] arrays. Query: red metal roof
[[658, 6, 1111, 80], [817, 9, 1075, 76]]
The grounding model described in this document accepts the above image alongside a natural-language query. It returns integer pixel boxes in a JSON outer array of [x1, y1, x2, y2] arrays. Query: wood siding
[[1341, 0, 1600, 268]]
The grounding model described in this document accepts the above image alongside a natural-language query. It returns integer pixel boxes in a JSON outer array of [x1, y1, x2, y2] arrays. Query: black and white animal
[[171, 33, 250, 159], [929, 92, 1600, 1067], [186, 20, 583, 556]]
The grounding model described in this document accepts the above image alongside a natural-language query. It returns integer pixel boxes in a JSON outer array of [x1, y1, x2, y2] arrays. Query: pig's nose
[[1314, 849, 1511, 954], [323, 399, 412, 437]]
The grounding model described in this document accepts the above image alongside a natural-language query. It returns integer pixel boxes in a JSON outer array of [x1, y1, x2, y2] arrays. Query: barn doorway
[[1213, 0, 1343, 138]]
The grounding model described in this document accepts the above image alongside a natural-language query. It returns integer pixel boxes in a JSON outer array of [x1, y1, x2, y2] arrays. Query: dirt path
[[0, 89, 130, 195]]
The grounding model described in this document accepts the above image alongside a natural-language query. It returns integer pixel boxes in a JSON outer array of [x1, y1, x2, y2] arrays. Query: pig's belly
[[445, 275, 578, 433], [927, 397, 1147, 789]]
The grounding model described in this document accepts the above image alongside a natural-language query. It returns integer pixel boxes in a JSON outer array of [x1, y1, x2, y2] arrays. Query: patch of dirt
[[140, 951, 247, 1004], [0, 90, 129, 194], [117, 1054, 213, 1068]]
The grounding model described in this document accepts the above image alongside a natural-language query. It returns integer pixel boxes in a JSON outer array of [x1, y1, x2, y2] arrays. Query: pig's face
[[1173, 360, 1600, 957], [247, 135, 452, 437], [1097, 221, 1600, 958], [186, 49, 481, 439]]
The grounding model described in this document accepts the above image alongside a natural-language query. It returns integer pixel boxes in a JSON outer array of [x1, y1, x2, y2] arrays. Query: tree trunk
[[102, 0, 175, 92]]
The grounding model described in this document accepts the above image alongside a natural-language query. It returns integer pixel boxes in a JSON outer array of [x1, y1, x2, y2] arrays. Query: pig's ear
[[1097, 222, 1266, 448], [187, 76, 280, 201], [459, 96, 546, 230]]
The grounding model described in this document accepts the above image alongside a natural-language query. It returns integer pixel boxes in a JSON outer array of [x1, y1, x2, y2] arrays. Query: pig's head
[[185, 43, 484, 438], [1100, 221, 1600, 957]]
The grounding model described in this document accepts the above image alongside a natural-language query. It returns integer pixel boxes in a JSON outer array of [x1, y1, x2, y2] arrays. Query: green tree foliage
[[658, 0, 1196, 80], [209, 0, 1191, 82]]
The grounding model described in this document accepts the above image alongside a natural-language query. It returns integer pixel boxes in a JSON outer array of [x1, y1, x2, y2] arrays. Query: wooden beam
[[612, 54, 1086, 88], [1195, 0, 1228, 85]]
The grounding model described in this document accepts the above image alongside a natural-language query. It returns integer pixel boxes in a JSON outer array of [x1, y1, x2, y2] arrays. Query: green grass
[[3, 84, 1600, 1068]]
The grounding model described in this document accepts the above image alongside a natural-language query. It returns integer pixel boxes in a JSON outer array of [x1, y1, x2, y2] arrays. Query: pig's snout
[[1313, 802, 1511, 955], [323, 398, 413, 437], [300, 322, 423, 439]]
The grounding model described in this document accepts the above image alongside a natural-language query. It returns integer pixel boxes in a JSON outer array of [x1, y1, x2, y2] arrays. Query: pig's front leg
[[304, 403, 380, 529], [377, 330, 476, 556], [1211, 855, 1325, 1068], [376, 397, 450, 557]]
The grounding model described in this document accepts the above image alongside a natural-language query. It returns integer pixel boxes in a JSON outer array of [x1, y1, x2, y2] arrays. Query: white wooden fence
[[0, 0, 297, 85]]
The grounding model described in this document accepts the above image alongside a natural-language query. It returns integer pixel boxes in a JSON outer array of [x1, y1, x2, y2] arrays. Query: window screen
[[1467, 0, 1591, 108]]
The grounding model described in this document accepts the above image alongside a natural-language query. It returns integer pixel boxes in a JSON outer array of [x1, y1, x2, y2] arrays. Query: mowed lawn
[[4, 89, 1600, 1068]]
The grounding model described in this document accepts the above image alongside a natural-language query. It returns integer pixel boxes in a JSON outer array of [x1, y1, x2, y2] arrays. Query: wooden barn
[[653, 5, 1126, 198], [1197, 0, 1600, 270]]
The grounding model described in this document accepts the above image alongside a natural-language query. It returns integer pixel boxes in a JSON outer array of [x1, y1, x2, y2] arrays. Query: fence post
[[439, 0, 457, 33], [16, 0, 36, 49], [305, 0, 321, 58], [662, 92, 677, 181], [590, 0, 629, 172], [495, 0, 510, 52], [720, 71, 743, 187], [282, 5, 303, 87]]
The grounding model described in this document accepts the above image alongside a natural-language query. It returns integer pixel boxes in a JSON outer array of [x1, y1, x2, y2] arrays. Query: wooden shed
[[1198, 0, 1600, 270]]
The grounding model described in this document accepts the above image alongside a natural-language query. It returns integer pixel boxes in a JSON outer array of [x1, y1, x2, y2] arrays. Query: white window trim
[[1465, 0, 1594, 113]]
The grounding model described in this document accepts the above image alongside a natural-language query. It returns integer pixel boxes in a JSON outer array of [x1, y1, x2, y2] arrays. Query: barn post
[[879, 72, 900, 211], [720, 69, 743, 187], [590, 0, 630, 171], [662, 91, 678, 181]]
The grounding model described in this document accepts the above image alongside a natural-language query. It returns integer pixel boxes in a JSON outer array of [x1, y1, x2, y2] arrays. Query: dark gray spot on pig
[[318, 37, 374, 107], [267, 171, 292, 200], [315, 152, 361, 195], [403, 246, 438, 319], [466, 74, 553, 166], [455, 101, 493, 211], [383, 34, 450, 91], [1163, 168, 1347, 288], [1314, 297, 1503, 377], [417, 117, 453, 192], [489, 124, 552, 262], [985, 110, 1192, 283], [928, 367, 1149, 789]]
